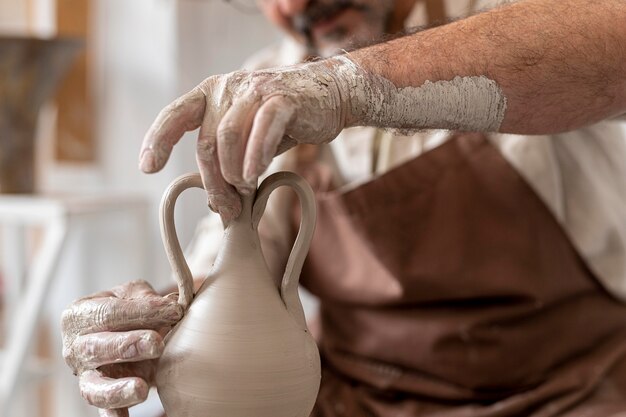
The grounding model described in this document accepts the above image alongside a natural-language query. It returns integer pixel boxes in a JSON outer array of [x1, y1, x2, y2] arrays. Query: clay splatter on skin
[[139, 54, 507, 223], [333, 55, 508, 132]]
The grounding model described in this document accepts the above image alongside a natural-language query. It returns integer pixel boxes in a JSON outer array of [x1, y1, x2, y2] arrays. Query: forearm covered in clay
[[332, 56, 506, 132], [339, 0, 626, 134]]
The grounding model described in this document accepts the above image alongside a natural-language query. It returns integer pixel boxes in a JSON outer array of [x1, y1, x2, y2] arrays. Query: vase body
[[156, 173, 320, 417]]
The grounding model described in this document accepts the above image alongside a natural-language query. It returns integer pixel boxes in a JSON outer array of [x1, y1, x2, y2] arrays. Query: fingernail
[[139, 150, 157, 172], [164, 302, 184, 320], [122, 379, 147, 403], [137, 334, 163, 358], [122, 343, 139, 359]]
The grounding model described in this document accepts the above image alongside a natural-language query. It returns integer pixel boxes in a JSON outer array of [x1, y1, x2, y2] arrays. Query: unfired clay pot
[[156, 172, 321, 417]]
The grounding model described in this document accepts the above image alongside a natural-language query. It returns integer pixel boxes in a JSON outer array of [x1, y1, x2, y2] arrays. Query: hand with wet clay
[[139, 0, 626, 223], [139, 56, 507, 221], [61, 280, 183, 417], [139, 59, 353, 222]]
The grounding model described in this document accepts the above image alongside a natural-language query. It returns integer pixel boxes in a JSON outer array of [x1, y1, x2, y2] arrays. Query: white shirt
[[186, 0, 626, 301]]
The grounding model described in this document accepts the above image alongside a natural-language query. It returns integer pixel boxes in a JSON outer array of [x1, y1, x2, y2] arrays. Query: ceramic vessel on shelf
[[0, 37, 81, 193], [156, 171, 320, 417]]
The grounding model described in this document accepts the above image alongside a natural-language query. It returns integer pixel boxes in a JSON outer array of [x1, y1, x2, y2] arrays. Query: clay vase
[[156, 172, 321, 417]]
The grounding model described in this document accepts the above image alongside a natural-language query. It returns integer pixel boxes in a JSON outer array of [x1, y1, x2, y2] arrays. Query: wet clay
[[156, 172, 320, 417], [334, 55, 508, 132]]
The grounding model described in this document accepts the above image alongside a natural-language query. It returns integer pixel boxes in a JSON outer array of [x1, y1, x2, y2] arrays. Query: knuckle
[[203, 71, 241, 96], [110, 281, 132, 294], [112, 279, 150, 298], [128, 279, 150, 287], [61, 307, 76, 331], [196, 138, 217, 161], [125, 280, 153, 295], [228, 69, 249, 82], [247, 76, 265, 94], [62, 344, 79, 374], [199, 74, 219, 89]]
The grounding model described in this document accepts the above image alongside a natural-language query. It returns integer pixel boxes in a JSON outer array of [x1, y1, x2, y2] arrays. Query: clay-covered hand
[[61, 280, 183, 417], [138, 57, 359, 221]]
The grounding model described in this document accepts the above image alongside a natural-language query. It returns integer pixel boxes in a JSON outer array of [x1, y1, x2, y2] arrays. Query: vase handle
[[159, 173, 204, 310], [252, 172, 317, 330]]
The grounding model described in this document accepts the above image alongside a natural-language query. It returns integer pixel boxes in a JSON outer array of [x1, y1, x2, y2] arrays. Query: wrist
[[301, 57, 360, 130], [320, 55, 369, 128]]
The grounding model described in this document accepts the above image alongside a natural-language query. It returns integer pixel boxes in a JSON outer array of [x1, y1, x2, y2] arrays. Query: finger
[[99, 408, 129, 417], [69, 330, 163, 372], [99, 360, 156, 382], [139, 87, 206, 173], [110, 280, 158, 299], [77, 280, 158, 302], [243, 96, 295, 184], [217, 94, 260, 194], [80, 369, 149, 409], [62, 296, 183, 337], [196, 104, 241, 222]]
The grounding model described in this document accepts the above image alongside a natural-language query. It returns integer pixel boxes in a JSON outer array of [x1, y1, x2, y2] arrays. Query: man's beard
[[291, 0, 387, 57]]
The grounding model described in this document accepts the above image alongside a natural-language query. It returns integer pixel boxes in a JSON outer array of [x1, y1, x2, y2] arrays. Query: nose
[[277, 0, 308, 17]]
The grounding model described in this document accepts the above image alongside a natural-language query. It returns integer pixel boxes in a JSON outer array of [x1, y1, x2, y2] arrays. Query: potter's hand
[[139, 57, 357, 221], [61, 280, 183, 417]]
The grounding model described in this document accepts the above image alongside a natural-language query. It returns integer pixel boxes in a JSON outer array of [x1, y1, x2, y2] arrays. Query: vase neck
[[227, 193, 254, 231], [216, 193, 267, 267]]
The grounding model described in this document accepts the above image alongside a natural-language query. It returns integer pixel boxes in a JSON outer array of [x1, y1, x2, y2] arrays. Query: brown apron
[[296, 133, 626, 416]]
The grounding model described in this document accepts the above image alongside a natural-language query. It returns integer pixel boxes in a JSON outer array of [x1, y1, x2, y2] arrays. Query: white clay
[[156, 172, 320, 417], [333, 55, 508, 132]]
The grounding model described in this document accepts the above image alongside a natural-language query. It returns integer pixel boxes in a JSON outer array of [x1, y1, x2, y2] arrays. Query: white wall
[[91, 0, 281, 288], [91, 0, 179, 288], [1, 1, 281, 416], [177, 0, 281, 90], [0, 0, 55, 36], [0, 0, 28, 33]]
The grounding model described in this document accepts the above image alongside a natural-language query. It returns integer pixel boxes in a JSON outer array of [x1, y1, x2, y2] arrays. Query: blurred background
[[0, 0, 280, 416]]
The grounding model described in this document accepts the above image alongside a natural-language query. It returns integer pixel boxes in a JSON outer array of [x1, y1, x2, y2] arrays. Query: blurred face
[[257, 0, 398, 57]]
